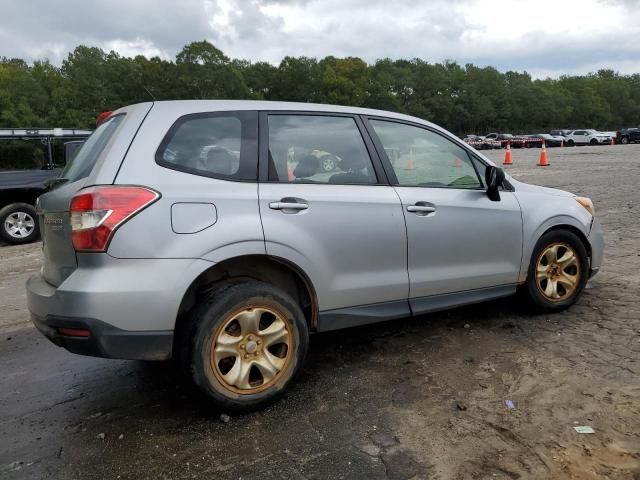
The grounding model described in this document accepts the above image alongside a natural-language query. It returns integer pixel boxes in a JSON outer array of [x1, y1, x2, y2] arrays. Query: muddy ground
[[1, 144, 639, 479]]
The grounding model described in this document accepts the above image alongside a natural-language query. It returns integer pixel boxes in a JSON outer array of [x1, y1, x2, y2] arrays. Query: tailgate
[[39, 179, 87, 286]]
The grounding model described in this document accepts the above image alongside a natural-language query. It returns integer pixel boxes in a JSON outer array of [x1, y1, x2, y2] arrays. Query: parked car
[[549, 129, 572, 137], [527, 134, 564, 147], [462, 135, 500, 150], [484, 133, 527, 148], [616, 127, 640, 145], [0, 129, 91, 244], [27, 101, 604, 411], [563, 129, 610, 146]]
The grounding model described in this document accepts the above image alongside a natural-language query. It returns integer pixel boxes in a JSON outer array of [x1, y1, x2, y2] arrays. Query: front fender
[[515, 190, 592, 283]]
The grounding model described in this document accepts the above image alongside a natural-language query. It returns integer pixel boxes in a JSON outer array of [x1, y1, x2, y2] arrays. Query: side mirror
[[485, 165, 505, 201]]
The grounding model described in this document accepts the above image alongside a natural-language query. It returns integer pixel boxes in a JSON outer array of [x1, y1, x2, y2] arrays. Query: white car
[[564, 129, 610, 146]]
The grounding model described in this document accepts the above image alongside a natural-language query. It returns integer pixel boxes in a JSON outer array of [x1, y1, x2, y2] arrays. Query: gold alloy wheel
[[535, 242, 581, 301], [211, 306, 293, 394]]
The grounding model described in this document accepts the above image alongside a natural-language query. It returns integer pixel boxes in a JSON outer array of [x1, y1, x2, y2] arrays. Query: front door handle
[[406, 202, 436, 216]]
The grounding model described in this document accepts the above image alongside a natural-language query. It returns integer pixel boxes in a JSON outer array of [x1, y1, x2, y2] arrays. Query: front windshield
[[61, 114, 124, 182]]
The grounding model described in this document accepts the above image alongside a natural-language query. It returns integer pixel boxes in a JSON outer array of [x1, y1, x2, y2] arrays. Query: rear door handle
[[269, 198, 309, 213], [269, 202, 308, 210]]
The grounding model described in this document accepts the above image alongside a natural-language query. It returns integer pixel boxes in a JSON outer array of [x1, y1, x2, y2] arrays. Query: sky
[[1, 0, 639, 78]]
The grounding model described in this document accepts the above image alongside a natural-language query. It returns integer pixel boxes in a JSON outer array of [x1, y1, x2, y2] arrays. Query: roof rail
[[0, 128, 92, 140]]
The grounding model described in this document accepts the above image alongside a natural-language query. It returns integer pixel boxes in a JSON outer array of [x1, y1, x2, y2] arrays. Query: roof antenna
[[143, 86, 156, 102]]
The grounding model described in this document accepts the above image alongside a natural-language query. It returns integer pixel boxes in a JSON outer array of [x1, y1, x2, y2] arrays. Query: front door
[[365, 118, 523, 311]]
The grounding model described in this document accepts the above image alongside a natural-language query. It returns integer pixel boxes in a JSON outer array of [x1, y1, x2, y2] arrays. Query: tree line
[[1, 41, 640, 168]]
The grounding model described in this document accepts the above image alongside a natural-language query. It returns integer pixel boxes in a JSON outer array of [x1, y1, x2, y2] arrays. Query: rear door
[[364, 117, 523, 311], [258, 112, 409, 316], [37, 106, 150, 286]]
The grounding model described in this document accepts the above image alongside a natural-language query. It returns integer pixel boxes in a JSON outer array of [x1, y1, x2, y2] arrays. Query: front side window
[[157, 111, 257, 180], [369, 120, 483, 189], [268, 115, 377, 185]]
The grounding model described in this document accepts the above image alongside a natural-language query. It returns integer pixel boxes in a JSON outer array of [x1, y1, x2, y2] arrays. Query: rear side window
[[267, 115, 377, 184], [61, 114, 124, 182], [156, 111, 257, 181]]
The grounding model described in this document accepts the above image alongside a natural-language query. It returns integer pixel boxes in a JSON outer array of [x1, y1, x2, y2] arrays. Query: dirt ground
[[1, 144, 639, 480]]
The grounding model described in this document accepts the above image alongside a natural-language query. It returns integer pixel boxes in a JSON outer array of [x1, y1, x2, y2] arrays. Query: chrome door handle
[[269, 202, 308, 211], [406, 205, 435, 213]]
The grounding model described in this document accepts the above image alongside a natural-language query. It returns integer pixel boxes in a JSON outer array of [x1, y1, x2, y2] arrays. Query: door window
[[369, 120, 483, 189], [267, 115, 377, 185]]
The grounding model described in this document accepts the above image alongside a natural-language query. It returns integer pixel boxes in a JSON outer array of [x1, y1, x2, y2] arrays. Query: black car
[[0, 129, 90, 244], [617, 127, 640, 145]]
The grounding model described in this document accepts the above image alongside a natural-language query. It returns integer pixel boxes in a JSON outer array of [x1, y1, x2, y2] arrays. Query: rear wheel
[[526, 230, 589, 311], [621, 136, 629, 145], [0, 203, 39, 245], [187, 281, 309, 411], [567, 140, 575, 147]]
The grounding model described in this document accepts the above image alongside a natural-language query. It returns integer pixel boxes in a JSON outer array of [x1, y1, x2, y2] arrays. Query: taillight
[[70, 186, 159, 252]]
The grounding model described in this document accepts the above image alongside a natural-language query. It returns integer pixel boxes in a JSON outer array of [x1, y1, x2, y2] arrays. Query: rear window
[[156, 111, 258, 181], [61, 114, 124, 182]]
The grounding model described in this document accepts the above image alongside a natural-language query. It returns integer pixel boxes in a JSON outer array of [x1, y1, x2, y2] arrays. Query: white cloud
[[0, 0, 639, 77]]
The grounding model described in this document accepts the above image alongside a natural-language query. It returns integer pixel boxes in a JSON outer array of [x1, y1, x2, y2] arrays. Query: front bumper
[[588, 218, 604, 277]]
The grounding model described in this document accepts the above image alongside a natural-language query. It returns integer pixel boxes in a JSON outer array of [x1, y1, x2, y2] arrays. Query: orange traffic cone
[[404, 149, 415, 170], [287, 165, 295, 181], [560, 139, 564, 147], [538, 141, 549, 166], [453, 157, 462, 168], [503, 142, 512, 165], [609, 137, 615, 146]]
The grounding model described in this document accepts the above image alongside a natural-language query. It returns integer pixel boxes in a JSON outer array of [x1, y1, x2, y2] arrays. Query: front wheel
[[187, 281, 309, 411], [621, 136, 629, 145], [526, 230, 589, 311], [0, 203, 39, 245]]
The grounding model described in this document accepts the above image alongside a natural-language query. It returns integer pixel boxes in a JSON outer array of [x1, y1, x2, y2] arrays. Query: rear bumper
[[31, 313, 173, 360], [26, 254, 214, 360]]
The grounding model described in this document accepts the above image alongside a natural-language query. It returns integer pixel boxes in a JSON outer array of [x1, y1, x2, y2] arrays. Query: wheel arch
[[541, 224, 591, 261], [173, 254, 318, 358], [519, 215, 592, 283]]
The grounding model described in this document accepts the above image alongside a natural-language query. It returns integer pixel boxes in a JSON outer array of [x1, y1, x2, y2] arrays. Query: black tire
[[526, 230, 589, 312], [186, 281, 309, 411], [0, 203, 39, 245], [621, 136, 629, 145], [567, 140, 575, 147], [320, 155, 339, 172], [589, 138, 598, 146]]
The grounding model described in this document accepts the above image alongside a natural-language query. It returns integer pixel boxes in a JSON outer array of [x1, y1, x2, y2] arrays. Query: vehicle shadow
[[118, 293, 541, 417]]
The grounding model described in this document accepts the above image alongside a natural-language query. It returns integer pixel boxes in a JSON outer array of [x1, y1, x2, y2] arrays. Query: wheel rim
[[210, 306, 293, 394], [4, 211, 35, 239], [535, 242, 581, 302], [322, 157, 335, 171]]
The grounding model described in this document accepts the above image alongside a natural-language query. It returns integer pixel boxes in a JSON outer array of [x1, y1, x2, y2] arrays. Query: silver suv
[[27, 101, 604, 410]]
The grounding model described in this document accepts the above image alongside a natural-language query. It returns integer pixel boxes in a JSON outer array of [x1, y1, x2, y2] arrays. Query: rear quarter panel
[[107, 103, 265, 262], [88, 103, 154, 185]]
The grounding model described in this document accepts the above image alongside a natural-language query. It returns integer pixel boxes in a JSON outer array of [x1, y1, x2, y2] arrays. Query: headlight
[[575, 196, 595, 216]]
